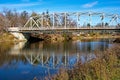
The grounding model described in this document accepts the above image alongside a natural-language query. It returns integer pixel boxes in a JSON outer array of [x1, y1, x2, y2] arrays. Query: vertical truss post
[[42, 14, 44, 27], [115, 15, 118, 28], [53, 13, 55, 29], [64, 12, 67, 29], [101, 13, 104, 28], [30, 17, 33, 30], [89, 12, 91, 28], [109, 17, 113, 28], [112, 15, 118, 28], [77, 12, 79, 28], [115, 15, 118, 23]]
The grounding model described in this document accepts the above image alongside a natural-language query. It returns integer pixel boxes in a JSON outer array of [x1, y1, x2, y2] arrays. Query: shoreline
[[0, 32, 120, 43]]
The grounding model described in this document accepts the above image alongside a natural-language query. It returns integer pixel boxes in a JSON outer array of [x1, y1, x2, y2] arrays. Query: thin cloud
[[0, 2, 40, 8], [82, 1, 98, 8]]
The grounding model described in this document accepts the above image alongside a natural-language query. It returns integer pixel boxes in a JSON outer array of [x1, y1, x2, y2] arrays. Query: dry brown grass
[[0, 32, 15, 42], [48, 44, 120, 80]]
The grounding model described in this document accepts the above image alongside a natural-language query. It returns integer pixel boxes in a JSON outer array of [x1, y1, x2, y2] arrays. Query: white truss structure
[[22, 12, 120, 30]]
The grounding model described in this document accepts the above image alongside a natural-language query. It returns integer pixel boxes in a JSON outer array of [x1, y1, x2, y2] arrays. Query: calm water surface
[[0, 39, 113, 80]]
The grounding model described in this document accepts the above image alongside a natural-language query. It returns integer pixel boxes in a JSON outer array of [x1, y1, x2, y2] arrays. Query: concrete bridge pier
[[10, 32, 30, 41], [8, 27, 30, 41]]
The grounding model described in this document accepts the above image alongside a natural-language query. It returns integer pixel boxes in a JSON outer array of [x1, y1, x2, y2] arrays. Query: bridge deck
[[8, 27, 120, 33], [19, 27, 119, 30]]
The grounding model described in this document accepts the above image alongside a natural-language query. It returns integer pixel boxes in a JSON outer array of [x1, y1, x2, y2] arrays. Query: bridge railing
[[19, 26, 119, 31], [7, 26, 119, 32], [7, 27, 20, 32]]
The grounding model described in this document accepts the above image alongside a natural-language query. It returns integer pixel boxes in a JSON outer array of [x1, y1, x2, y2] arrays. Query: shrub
[[49, 44, 120, 80]]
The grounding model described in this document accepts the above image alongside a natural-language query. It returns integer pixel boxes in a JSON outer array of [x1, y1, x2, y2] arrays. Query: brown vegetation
[[0, 32, 16, 42], [113, 38, 120, 43], [0, 9, 29, 31], [48, 44, 120, 80]]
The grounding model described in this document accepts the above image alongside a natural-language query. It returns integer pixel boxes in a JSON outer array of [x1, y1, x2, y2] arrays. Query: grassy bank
[[0, 32, 120, 42], [47, 44, 120, 80], [37, 33, 120, 42], [0, 32, 16, 42], [72, 33, 120, 40]]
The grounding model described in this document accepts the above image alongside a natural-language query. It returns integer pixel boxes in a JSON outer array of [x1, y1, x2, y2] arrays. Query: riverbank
[[0, 33, 15, 42], [0, 32, 26, 42], [39, 33, 120, 43], [47, 44, 120, 80], [72, 33, 120, 40], [0, 32, 120, 43]]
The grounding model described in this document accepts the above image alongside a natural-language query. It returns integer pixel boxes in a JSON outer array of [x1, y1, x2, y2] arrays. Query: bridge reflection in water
[[23, 51, 96, 69], [8, 39, 110, 69]]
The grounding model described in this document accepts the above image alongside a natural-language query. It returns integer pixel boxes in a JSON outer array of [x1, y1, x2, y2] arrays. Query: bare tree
[[31, 11, 38, 17], [20, 11, 29, 26], [0, 13, 4, 31], [3, 9, 19, 27]]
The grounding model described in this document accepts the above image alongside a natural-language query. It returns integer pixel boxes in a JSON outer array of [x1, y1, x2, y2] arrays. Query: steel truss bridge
[[8, 12, 120, 33]]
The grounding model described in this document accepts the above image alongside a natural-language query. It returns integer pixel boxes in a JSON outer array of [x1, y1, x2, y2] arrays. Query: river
[[0, 39, 113, 80]]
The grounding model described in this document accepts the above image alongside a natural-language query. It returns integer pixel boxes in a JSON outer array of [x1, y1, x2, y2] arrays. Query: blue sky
[[0, 0, 120, 14]]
